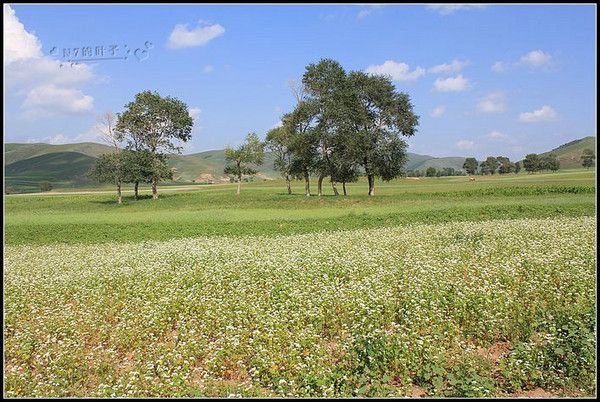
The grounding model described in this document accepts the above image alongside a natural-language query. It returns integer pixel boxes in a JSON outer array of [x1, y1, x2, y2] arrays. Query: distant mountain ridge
[[4, 136, 595, 192]]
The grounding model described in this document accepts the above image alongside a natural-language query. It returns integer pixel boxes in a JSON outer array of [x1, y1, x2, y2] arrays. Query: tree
[[425, 166, 437, 177], [497, 156, 514, 174], [479, 160, 491, 175], [463, 157, 478, 175], [265, 125, 294, 195], [581, 149, 596, 169], [224, 133, 265, 195], [302, 59, 352, 196], [523, 153, 540, 173], [285, 90, 320, 196], [347, 70, 418, 196], [115, 90, 193, 200], [514, 161, 521, 174], [88, 152, 126, 203], [40, 181, 53, 192], [540, 153, 560, 172], [485, 156, 499, 175]]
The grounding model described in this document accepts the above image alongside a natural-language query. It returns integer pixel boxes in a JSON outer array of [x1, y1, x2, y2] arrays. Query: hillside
[[5, 142, 115, 165], [4, 136, 594, 192], [538, 136, 596, 169], [5, 151, 98, 193]]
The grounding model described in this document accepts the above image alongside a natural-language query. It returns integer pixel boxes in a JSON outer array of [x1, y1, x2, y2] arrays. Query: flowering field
[[4, 216, 596, 397]]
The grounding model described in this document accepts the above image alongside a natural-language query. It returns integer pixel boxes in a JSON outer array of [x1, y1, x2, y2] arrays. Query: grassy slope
[[4, 170, 595, 246], [5, 151, 98, 192], [4, 142, 114, 165], [538, 136, 596, 169], [5, 136, 594, 191]]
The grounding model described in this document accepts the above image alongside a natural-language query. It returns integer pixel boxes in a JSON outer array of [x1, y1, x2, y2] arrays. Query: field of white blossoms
[[4, 216, 596, 397]]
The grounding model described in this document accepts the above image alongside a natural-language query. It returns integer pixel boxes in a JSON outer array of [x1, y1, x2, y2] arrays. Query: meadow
[[3, 170, 597, 397]]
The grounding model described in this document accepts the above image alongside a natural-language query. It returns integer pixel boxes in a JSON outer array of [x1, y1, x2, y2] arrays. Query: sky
[[3, 3, 597, 160]]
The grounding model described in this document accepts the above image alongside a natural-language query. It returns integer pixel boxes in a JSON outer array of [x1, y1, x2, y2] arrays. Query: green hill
[[5, 142, 115, 166], [538, 136, 596, 169], [408, 155, 466, 172], [5, 151, 98, 193], [5, 136, 594, 192]]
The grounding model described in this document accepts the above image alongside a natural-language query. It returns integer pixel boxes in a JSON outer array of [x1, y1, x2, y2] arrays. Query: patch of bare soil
[[411, 385, 427, 397]]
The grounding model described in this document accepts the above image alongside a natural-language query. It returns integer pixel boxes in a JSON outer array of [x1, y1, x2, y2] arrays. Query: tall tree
[[539, 153, 560, 172], [485, 156, 499, 175], [425, 167, 437, 177], [523, 153, 540, 173], [88, 152, 127, 204], [224, 133, 265, 195], [302, 59, 351, 196], [497, 156, 514, 174], [96, 111, 124, 203], [479, 160, 491, 175], [463, 157, 478, 175], [286, 100, 320, 196], [347, 70, 418, 196], [581, 149, 596, 169], [115, 90, 193, 199], [514, 161, 521, 174], [265, 125, 294, 195]]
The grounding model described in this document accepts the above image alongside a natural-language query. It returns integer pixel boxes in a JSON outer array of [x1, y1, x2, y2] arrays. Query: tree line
[[89, 58, 420, 202], [461, 153, 561, 175]]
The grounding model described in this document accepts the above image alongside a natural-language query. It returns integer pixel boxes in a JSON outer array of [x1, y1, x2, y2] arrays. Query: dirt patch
[[477, 341, 511, 363], [514, 387, 555, 398], [411, 385, 427, 397], [193, 173, 229, 184]]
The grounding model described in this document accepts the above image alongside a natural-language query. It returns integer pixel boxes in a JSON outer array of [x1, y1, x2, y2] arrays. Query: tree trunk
[[331, 180, 339, 196], [317, 174, 324, 196], [152, 177, 158, 200], [343, 181, 347, 196], [286, 175, 292, 195], [117, 180, 122, 204], [304, 171, 310, 196], [237, 174, 241, 195], [368, 174, 375, 196], [134, 180, 139, 200]]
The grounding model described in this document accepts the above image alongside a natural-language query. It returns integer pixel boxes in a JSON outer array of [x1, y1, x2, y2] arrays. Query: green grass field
[[4, 170, 595, 246], [4, 170, 597, 397]]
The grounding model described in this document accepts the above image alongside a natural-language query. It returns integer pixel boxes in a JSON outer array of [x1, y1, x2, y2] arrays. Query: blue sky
[[4, 4, 596, 159]]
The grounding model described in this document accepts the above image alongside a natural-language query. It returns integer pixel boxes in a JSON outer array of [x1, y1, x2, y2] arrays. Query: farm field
[[3, 170, 597, 397]]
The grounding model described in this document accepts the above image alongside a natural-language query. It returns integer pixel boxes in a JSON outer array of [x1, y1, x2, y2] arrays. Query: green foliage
[[39, 181, 53, 192], [224, 133, 265, 189], [425, 166, 436, 177], [463, 157, 478, 175], [580, 148, 595, 168], [523, 153, 541, 173], [540, 153, 560, 172]]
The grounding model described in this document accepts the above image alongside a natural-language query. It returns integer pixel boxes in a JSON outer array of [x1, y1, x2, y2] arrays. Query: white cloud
[[426, 4, 487, 15], [519, 105, 558, 122], [357, 5, 384, 19], [3, 4, 42, 64], [23, 84, 94, 116], [4, 5, 96, 117], [493, 50, 553, 73], [429, 59, 469, 74], [189, 107, 201, 121], [365, 60, 426, 81], [430, 105, 446, 118], [520, 50, 552, 67], [456, 139, 475, 150], [478, 92, 506, 113], [491, 61, 510, 73], [433, 74, 469, 92], [485, 130, 507, 141], [167, 21, 225, 49], [202, 64, 214, 73]]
